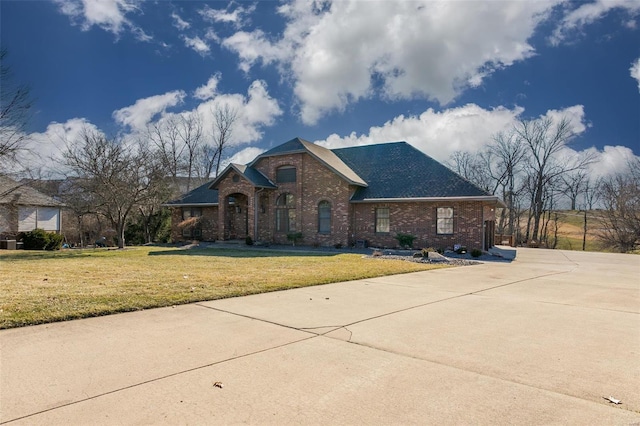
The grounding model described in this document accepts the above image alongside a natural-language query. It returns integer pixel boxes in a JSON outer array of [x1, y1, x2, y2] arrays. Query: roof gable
[[332, 142, 492, 201], [163, 179, 218, 206], [209, 163, 276, 190], [0, 177, 64, 207], [253, 137, 367, 187]]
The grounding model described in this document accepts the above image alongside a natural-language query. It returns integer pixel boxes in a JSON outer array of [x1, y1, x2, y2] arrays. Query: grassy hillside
[[517, 210, 606, 252]]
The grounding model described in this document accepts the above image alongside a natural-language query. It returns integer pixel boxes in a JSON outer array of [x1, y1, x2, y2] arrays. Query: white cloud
[[194, 79, 283, 145], [588, 145, 639, 177], [112, 90, 186, 131], [205, 28, 221, 43], [199, 3, 257, 28], [317, 104, 526, 162], [53, 0, 149, 40], [630, 58, 640, 91], [222, 30, 287, 73], [222, 0, 561, 124], [227, 147, 265, 166], [539, 104, 589, 135], [23, 118, 103, 177], [182, 35, 210, 56], [194, 74, 221, 101], [313, 103, 640, 181], [550, 0, 640, 45], [171, 12, 190, 30]]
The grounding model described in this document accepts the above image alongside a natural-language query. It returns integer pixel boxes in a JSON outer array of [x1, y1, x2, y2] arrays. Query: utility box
[[0, 240, 17, 250]]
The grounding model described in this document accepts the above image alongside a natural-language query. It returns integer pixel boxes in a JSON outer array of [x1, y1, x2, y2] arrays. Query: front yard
[[0, 246, 449, 329]]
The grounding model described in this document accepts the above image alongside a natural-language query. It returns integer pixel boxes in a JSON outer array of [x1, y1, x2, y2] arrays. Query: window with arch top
[[276, 193, 296, 232]]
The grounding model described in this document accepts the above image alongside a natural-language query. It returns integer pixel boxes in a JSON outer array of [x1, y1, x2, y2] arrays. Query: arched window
[[318, 201, 331, 234], [276, 166, 296, 183], [276, 193, 296, 232]]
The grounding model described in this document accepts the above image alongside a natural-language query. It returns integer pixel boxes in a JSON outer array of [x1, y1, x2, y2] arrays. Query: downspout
[[254, 188, 264, 241], [482, 203, 486, 251]]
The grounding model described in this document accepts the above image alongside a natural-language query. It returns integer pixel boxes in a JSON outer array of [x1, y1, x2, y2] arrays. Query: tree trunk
[[582, 210, 587, 251], [117, 221, 126, 249], [552, 212, 559, 249]]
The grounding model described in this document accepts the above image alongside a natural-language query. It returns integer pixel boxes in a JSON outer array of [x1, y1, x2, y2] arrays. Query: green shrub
[[395, 233, 416, 249], [286, 232, 303, 246], [245, 236, 254, 246], [22, 229, 63, 251], [470, 248, 483, 258]]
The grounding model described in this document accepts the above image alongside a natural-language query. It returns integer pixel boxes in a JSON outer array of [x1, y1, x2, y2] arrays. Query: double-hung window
[[436, 207, 454, 234], [375, 207, 390, 233], [318, 201, 331, 234], [276, 166, 296, 183]]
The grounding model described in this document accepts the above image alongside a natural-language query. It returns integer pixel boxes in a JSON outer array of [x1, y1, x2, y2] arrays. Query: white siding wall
[[18, 207, 60, 232]]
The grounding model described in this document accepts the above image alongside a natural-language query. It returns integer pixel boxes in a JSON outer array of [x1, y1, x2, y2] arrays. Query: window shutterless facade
[[276, 166, 296, 183], [375, 207, 390, 233], [276, 193, 296, 232], [182, 207, 203, 238], [436, 207, 454, 234], [318, 201, 331, 233], [182, 207, 202, 219]]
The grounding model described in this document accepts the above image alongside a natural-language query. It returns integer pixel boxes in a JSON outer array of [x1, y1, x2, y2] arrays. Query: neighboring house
[[164, 138, 504, 250], [0, 176, 64, 239]]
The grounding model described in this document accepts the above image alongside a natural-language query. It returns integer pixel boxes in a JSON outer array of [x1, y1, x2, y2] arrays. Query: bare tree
[[578, 176, 601, 251], [561, 170, 586, 210], [176, 113, 203, 190], [596, 158, 640, 253], [448, 150, 493, 193], [147, 116, 183, 183], [63, 130, 162, 248], [486, 130, 526, 236], [0, 48, 33, 172], [206, 104, 238, 178], [515, 117, 594, 243], [135, 139, 173, 243], [147, 113, 204, 192]]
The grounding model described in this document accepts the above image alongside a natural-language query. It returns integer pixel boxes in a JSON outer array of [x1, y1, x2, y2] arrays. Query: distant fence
[[495, 234, 514, 247]]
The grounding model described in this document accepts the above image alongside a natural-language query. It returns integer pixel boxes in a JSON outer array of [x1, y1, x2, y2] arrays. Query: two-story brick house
[[164, 138, 503, 250]]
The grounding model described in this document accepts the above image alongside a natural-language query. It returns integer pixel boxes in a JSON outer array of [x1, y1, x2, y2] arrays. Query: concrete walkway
[[1, 248, 639, 425]]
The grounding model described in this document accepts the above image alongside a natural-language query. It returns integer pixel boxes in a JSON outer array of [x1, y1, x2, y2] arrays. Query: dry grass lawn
[[0, 246, 449, 329]]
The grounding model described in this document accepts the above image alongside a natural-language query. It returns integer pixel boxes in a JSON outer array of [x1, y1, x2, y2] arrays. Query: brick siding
[[171, 152, 494, 250]]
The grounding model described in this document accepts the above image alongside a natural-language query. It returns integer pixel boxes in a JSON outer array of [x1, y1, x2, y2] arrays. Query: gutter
[[350, 196, 506, 207], [160, 203, 219, 207]]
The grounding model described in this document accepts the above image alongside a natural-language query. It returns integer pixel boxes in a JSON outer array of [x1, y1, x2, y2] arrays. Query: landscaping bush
[[286, 232, 303, 246], [395, 233, 416, 249], [470, 248, 483, 258], [245, 236, 254, 246], [22, 229, 63, 251]]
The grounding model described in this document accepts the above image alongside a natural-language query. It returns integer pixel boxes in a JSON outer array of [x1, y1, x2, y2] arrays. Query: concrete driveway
[[1, 248, 639, 425]]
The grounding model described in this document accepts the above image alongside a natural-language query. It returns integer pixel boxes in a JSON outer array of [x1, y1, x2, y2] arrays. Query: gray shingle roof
[[163, 140, 501, 206], [254, 137, 366, 186], [259, 137, 307, 157], [162, 180, 218, 206], [0, 176, 64, 207], [332, 142, 493, 201]]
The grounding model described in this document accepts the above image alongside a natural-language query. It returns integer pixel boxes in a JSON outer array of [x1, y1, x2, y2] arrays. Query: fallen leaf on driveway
[[213, 382, 224, 389], [603, 396, 621, 404]]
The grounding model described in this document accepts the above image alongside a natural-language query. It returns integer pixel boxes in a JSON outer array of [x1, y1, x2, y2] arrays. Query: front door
[[484, 220, 495, 250]]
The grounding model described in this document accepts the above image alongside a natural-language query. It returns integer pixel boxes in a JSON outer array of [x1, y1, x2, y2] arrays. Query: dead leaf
[[213, 381, 224, 389], [603, 396, 621, 404]]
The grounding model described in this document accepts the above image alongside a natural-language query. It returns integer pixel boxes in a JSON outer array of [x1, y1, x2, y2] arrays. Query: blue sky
[[1, 0, 639, 176]]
